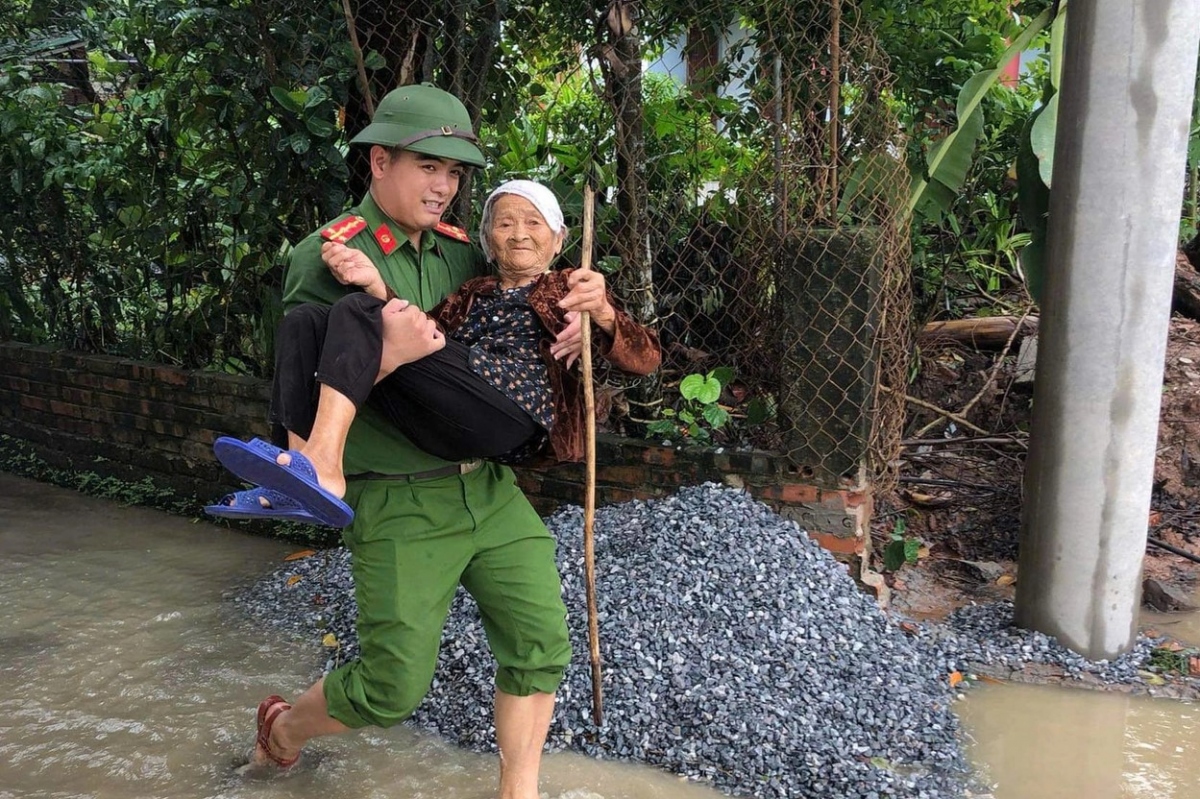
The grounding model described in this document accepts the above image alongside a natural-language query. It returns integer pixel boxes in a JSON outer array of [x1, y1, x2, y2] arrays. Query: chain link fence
[[2, 0, 912, 490]]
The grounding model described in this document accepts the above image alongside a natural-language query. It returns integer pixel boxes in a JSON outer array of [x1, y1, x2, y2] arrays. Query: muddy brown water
[[3, 472, 1199, 798], [959, 683, 1200, 798]]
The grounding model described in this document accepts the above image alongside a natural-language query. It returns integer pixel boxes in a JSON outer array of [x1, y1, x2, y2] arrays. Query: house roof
[[0, 33, 84, 61]]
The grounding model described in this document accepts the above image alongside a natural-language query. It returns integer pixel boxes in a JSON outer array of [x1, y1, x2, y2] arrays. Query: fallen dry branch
[[914, 306, 1035, 438], [1148, 536, 1200, 565], [882, 385, 990, 436], [919, 315, 1039, 349], [897, 476, 1010, 494], [901, 435, 1029, 448]]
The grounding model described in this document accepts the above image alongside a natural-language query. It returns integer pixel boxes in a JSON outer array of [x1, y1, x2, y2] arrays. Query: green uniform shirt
[[282, 192, 489, 476]]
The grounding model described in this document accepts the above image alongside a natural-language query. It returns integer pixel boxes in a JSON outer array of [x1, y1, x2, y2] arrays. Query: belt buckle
[[459, 459, 482, 475]]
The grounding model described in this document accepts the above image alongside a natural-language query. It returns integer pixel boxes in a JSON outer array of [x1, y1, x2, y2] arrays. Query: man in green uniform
[[250, 84, 594, 799]]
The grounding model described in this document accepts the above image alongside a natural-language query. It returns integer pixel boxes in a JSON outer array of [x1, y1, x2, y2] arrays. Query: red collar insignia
[[374, 224, 398, 255]]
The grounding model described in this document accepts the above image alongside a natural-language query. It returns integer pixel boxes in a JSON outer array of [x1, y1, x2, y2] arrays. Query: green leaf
[[304, 86, 330, 109], [269, 86, 306, 114], [883, 540, 907, 572], [646, 420, 676, 437], [838, 150, 907, 218], [363, 50, 386, 70], [1017, 106, 1051, 301], [1030, 92, 1059, 188], [305, 115, 335, 138], [1050, 0, 1069, 92], [702, 404, 730, 429], [710, 366, 735, 389], [904, 537, 921, 565], [680, 373, 720, 404], [906, 6, 1054, 217], [745, 397, 773, 425], [918, 70, 991, 216], [283, 133, 311, 154]]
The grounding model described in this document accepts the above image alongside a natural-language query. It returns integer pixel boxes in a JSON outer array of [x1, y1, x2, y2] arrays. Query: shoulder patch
[[321, 215, 368, 244], [434, 221, 472, 243]]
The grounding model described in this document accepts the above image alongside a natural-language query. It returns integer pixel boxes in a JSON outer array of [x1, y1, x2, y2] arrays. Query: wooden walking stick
[[578, 183, 604, 726]]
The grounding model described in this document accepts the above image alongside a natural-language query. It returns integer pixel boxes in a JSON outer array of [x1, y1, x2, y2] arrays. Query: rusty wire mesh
[[3, 0, 913, 489]]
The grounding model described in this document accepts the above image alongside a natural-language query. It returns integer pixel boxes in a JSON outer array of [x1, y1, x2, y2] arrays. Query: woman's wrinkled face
[[486, 194, 564, 285]]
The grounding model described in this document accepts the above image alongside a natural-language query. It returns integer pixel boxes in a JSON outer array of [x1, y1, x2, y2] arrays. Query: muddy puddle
[[960, 681, 1200, 798], [3, 471, 1199, 798]]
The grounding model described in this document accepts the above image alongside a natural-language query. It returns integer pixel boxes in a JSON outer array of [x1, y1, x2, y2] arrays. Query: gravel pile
[[230, 482, 1165, 798], [915, 602, 1160, 685]]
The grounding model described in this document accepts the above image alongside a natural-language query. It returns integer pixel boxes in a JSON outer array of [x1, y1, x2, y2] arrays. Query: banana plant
[[1015, 0, 1068, 301], [905, 5, 1058, 220]]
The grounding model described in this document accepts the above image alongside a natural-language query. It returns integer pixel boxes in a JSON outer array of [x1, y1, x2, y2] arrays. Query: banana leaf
[[906, 7, 1054, 218]]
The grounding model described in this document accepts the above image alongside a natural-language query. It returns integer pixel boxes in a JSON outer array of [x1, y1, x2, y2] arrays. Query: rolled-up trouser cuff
[[496, 664, 566, 697], [322, 663, 377, 729]]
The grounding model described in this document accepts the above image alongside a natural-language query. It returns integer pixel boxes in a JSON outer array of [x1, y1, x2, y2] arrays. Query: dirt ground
[[875, 312, 1200, 623]]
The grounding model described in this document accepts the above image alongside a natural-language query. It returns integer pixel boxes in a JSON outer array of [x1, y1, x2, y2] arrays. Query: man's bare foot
[[276, 450, 347, 499]]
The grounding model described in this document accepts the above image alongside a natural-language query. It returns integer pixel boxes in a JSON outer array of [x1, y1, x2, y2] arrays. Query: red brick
[[599, 486, 637, 505], [59, 387, 93, 406], [152, 366, 190, 387], [0, 375, 31, 393], [811, 532, 864, 556], [47, 398, 82, 417], [595, 464, 649, 486], [98, 376, 137, 395], [20, 395, 51, 413], [844, 490, 870, 509], [642, 447, 675, 466], [755, 485, 783, 500], [779, 482, 821, 503]]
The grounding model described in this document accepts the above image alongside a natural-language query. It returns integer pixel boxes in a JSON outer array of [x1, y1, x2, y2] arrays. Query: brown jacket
[[430, 268, 661, 463]]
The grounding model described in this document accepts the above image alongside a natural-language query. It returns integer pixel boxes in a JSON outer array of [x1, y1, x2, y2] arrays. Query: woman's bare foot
[[275, 450, 346, 499]]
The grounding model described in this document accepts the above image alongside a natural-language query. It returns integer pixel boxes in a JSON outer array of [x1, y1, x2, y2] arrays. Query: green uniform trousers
[[323, 461, 571, 729]]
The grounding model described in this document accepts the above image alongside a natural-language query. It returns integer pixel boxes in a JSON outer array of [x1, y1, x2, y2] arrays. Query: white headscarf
[[479, 179, 567, 263]]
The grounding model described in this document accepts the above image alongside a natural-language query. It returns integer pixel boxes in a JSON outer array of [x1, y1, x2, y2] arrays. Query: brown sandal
[[255, 695, 300, 768]]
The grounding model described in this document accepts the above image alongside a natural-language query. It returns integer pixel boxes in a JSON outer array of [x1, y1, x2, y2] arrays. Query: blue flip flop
[[204, 486, 322, 524], [213, 436, 354, 528]]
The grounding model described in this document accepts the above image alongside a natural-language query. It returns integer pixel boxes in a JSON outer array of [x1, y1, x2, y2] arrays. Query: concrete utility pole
[[1015, 2, 1200, 660]]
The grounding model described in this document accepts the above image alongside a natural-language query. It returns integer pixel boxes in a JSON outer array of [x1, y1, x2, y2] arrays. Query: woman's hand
[[558, 269, 617, 335], [550, 311, 583, 369], [321, 241, 388, 300]]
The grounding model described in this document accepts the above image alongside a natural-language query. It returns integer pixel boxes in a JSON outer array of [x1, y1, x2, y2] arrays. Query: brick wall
[[0, 342, 871, 557]]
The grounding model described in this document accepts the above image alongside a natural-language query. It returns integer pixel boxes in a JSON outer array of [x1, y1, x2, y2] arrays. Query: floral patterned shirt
[[454, 283, 556, 441]]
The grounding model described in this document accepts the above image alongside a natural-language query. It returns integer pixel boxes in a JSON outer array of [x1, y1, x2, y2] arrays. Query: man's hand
[[322, 241, 388, 300], [558, 269, 617, 334], [550, 311, 583, 369], [378, 299, 445, 378]]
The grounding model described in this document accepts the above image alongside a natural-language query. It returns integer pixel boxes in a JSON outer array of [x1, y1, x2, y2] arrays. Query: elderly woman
[[208, 180, 660, 527]]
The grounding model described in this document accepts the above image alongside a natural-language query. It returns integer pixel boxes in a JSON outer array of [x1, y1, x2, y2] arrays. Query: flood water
[[959, 684, 1200, 798], [2, 471, 1199, 798]]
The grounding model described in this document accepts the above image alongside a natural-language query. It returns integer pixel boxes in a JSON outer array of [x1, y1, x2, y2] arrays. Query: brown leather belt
[[350, 459, 484, 483]]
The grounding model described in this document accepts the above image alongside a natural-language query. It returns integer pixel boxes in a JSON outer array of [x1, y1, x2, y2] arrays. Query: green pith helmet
[[349, 83, 486, 167]]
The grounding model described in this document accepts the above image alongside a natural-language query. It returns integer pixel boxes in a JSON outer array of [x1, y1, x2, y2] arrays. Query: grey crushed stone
[[230, 482, 1168, 798]]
